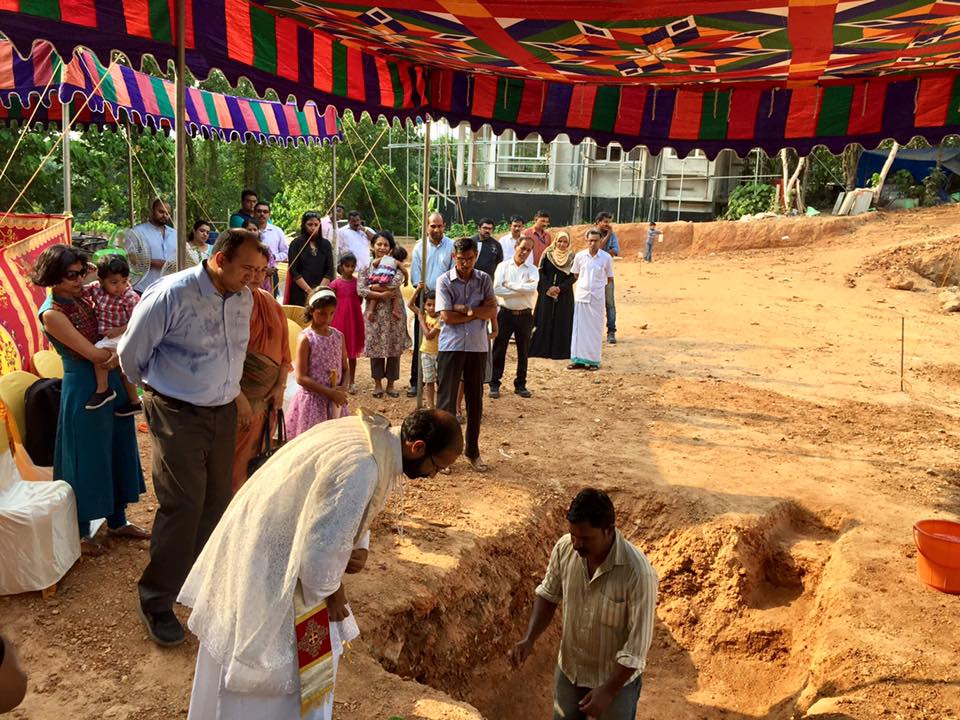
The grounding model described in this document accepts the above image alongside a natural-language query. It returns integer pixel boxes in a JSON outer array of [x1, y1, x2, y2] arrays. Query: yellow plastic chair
[[282, 304, 307, 328], [32, 349, 64, 379], [287, 319, 303, 366], [0, 404, 9, 457], [0, 370, 39, 442]]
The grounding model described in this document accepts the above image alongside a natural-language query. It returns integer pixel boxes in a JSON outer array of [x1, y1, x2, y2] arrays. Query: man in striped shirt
[[511, 488, 658, 719]]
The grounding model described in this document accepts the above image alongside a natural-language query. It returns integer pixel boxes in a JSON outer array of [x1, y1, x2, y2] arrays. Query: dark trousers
[[553, 666, 642, 720], [370, 356, 400, 381], [605, 280, 616, 334], [491, 307, 533, 390], [138, 389, 237, 613], [409, 321, 421, 387], [437, 351, 485, 460], [269, 269, 280, 298]]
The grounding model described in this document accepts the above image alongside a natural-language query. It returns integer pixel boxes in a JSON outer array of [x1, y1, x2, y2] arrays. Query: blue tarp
[[856, 147, 960, 187]]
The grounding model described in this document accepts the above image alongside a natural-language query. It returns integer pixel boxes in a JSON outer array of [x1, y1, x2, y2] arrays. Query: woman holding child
[[33, 244, 147, 556], [231, 244, 291, 494], [358, 230, 409, 398]]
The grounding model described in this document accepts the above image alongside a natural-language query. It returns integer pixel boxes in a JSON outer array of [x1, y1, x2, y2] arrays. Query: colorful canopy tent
[[0, 214, 71, 375], [0, 40, 341, 146], [4, 2, 960, 155]]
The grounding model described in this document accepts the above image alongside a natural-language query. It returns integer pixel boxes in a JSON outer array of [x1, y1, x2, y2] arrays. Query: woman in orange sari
[[232, 245, 291, 493]]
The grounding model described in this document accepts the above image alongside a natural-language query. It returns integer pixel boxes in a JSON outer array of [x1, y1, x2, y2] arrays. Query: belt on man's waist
[[501, 307, 532, 315], [143, 385, 234, 410]]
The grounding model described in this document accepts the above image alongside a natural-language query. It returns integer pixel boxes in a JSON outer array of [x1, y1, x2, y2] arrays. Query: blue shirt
[[411, 235, 454, 289], [435, 267, 495, 353], [128, 221, 176, 293], [602, 230, 621, 256], [118, 262, 252, 407]]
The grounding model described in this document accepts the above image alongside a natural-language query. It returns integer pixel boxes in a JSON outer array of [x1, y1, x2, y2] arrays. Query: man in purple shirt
[[435, 236, 498, 472]]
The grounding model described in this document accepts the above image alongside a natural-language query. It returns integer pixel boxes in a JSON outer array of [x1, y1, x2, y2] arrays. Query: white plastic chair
[[0, 401, 80, 597]]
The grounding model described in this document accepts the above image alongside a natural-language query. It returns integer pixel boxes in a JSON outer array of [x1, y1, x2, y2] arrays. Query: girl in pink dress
[[329, 252, 365, 394], [285, 288, 350, 439]]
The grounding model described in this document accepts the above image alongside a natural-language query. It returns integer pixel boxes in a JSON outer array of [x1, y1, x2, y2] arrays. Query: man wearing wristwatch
[[435, 236, 498, 472]]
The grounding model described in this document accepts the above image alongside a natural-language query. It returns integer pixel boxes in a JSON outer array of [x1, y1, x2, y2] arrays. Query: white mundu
[[179, 411, 401, 720], [569, 248, 613, 368]]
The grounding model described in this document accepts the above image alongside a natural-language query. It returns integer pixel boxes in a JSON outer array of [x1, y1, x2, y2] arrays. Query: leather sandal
[[108, 523, 152, 540], [81, 538, 108, 557]]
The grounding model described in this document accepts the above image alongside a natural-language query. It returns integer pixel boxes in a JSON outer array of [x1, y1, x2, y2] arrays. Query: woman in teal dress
[[33, 244, 148, 556]]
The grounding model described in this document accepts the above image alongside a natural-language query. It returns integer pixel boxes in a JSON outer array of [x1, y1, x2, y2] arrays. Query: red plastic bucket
[[913, 519, 960, 594]]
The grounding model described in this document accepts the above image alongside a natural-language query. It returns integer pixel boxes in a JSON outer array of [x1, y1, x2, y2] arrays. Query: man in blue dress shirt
[[119, 229, 259, 647], [407, 212, 454, 397], [435, 236, 497, 471]]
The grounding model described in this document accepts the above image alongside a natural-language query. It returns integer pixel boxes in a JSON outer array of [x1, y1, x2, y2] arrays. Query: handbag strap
[[258, 404, 273, 454], [275, 408, 286, 445]]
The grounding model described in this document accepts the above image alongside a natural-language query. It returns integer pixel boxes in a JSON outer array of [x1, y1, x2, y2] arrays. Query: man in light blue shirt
[[128, 199, 177, 294], [119, 228, 259, 647], [596, 212, 621, 344], [407, 211, 454, 396], [435, 236, 497, 472]]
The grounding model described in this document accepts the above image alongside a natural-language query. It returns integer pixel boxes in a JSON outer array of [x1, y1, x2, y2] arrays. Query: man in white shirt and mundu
[[511, 488, 658, 720], [569, 228, 615, 370], [491, 235, 538, 398]]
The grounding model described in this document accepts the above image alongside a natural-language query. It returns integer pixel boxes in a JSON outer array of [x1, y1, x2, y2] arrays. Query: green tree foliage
[[724, 182, 776, 219]]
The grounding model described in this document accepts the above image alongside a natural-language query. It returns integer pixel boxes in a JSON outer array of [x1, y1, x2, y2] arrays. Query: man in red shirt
[[522, 209, 552, 266]]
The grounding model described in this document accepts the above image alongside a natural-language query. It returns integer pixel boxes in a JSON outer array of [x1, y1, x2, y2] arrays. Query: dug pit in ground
[[341, 485, 851, 720]]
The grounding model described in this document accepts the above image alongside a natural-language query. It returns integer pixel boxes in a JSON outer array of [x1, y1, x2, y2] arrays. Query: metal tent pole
[[61, 97, 72, 217], [126, 122, 136, 228], [174, 0, 187, 270], [416, 118, 432, 409], [331, 142, 338, 256]]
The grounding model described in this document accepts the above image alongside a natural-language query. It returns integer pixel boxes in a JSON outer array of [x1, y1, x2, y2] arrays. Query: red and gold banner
[[0, 214, 70, 375]]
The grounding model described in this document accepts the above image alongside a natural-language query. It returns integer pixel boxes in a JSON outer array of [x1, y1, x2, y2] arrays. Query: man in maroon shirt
[[522, 209, 552, 266]]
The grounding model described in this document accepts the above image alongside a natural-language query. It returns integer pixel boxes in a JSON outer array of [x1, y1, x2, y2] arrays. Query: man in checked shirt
[[511, 488, 658, 719]]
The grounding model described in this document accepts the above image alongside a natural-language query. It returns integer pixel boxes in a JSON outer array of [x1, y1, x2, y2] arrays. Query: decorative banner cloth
[[0, 40, 340, 146], [0, 214, 69, 375], [3, 3, 960, 153]]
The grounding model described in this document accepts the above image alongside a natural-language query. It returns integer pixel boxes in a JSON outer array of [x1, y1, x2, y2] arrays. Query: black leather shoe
[[138, 605, 185, 647], [515, 388, 532, 398], [405, 386, 417, 398], [489, 385, 501, 399], [607, 333, 617, 344]]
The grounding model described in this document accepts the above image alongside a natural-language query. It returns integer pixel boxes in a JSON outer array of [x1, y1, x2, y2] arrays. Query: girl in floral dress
[[285, 288, 350, 438]]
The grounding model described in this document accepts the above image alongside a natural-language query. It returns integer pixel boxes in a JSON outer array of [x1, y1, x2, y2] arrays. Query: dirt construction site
[[3, 206, 960, 720]]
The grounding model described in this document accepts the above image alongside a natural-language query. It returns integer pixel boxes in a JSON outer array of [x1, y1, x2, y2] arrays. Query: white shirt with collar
[[337, 226, 372, 269], [493, 258, 539, 311], [258, 223, 288, 266], [499, 232, 535, 268]]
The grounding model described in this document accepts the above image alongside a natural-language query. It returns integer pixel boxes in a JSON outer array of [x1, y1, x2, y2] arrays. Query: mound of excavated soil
[[550, 213, 879, 258], [861, 237, 960, 287]]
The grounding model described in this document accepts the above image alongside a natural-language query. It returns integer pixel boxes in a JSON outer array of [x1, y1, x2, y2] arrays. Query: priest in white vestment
[[178, 409, 463, 720], [569, 229, 615, 370]]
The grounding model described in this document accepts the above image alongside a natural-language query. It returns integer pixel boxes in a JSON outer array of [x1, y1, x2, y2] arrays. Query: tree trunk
[[842, 144, 862, 191]]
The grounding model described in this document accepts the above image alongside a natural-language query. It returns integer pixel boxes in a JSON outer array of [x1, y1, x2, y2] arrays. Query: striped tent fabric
[[0, 40, 340, 146], [2, 1, 960, 154]]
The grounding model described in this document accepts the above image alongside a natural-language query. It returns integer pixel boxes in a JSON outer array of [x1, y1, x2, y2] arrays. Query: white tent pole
[[417, 118, 432, 409], [174, 0, 187, 270], [873, 141, 900, 199]]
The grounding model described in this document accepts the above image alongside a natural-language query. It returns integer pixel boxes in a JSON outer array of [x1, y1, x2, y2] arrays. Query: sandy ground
[[3, 207, 960, 720]]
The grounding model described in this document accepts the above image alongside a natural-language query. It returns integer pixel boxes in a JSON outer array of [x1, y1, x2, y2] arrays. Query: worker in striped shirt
[[511, 488, 658, 719]]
